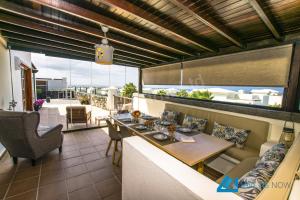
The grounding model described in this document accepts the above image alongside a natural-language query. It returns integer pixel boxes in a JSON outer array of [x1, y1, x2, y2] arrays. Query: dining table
[[111, 113, 234, 173]]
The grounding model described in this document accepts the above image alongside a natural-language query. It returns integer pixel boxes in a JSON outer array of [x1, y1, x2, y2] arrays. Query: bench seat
[[225, 146, 259, 161]]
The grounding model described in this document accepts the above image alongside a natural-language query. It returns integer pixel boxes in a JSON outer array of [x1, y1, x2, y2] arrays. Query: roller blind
[[142, 63, 181, 85], [182, 45, 293, 87]]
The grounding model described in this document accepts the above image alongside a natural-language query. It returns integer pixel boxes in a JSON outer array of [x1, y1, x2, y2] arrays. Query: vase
[[34, 105, 40, 111]]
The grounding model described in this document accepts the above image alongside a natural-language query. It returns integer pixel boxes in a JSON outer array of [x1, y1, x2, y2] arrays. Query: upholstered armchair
[[0, 111, 63, 165]]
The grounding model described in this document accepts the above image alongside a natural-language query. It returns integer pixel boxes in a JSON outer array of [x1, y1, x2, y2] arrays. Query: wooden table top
[[163, 134, 234, 166], [111, 114, 234, 167]]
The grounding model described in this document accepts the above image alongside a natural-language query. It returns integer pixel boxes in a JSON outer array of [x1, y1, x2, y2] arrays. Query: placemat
[[145, 132, 179, 146], [131, 125, 153, 133]]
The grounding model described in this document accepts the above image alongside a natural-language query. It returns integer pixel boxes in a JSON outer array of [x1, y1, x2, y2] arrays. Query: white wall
[[0, 36, 31, 111], [0, 37, 11, 110], [133, 94, 300, 142]]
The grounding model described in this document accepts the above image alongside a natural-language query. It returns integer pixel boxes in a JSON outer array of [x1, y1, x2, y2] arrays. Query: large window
[[143, 85, 284, 108], [142, 45, 293, 109]]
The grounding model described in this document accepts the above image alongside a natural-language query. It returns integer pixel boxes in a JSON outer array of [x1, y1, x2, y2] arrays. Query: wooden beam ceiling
[[0, 1, 178, 60], [246, 0, 282, 40], [29, 0, 206, 55], [169, 0, 244, 48], [100, 0, 216, 52], [7, 39, 141, 68], [1, 31, 152, 66]]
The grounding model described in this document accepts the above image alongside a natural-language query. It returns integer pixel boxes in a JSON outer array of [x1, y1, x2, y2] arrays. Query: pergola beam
[[0, 1, 177, 60], [0, 29, 155, 65], [100, 0, 217, 52], [29, 0, 198, 55], [169, 0, 244, 48], [247, 0, 282, 40], [8, 40, 141, 68]]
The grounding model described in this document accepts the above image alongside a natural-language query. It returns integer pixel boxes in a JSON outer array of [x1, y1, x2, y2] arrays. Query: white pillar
[[107, 88, 118, 111]]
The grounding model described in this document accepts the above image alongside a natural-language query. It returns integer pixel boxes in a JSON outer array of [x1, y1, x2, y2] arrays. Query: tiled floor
[[0, 128, 122, 200]]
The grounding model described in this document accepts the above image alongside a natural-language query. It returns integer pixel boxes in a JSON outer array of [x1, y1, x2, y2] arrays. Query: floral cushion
[[257, 143, 287, 164], [212, 122, 250, 148], [182, 115, 208, 131], [238, 167, 270, 200], [238, 144, 287, 200], [161, 110, 179, 123]]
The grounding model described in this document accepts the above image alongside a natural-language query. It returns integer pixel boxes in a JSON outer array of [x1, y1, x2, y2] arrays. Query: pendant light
[[95, 26, 114, 65]]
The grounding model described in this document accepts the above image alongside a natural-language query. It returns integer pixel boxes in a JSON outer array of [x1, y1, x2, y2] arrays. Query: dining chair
[[105, 119, 122, 165], [116, 125, 132, 166]]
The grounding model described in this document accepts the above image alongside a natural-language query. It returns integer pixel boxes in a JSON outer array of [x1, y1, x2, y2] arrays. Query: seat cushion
[[225, 146, 259, 161], [216, 157, 258, 184]]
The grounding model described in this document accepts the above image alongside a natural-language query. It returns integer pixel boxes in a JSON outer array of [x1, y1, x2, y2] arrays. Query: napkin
[[180, 136, 195, 143]]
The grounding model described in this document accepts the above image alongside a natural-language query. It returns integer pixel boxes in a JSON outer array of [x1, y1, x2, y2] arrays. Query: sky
[[31, 53, 139, 88]]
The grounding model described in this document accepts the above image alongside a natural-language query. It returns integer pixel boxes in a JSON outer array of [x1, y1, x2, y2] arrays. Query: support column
[[138, 68, 142, 94], [284, 42, 300, 112]]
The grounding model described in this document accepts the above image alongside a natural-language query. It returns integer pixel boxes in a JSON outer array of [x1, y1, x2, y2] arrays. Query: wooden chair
[[66, 106, 91, 129]]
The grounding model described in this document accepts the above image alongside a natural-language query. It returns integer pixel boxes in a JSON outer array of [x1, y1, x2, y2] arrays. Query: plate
[[153, 133, 168, 141], [178, 127, 192, 133], [120, 118, 132, 122], [160, 121, 171, 126], [135, 125, 147, 130], [142, 116, 155, 120]]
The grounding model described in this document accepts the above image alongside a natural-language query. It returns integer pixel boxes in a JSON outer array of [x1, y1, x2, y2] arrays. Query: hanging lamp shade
[[95, 44, 114, 65]]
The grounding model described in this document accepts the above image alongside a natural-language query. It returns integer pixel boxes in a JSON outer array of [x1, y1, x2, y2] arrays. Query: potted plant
[[33, 99, 45, 111]]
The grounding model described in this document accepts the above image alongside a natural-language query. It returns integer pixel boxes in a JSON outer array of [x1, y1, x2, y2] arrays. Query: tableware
[[153, 133, 168, 141], [160, 121, 171, 126], [178, 127, 192, 133], [135, 125, 147, 130]]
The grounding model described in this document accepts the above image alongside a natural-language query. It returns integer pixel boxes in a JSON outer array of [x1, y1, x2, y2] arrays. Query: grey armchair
[[0, 111, 63, 166]]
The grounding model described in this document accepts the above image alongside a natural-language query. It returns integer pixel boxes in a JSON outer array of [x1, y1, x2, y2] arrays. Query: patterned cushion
[[238, 144, 287, 200], [182, 115, 208, 131], [161, 110, 178, 123], [238, 167, 270, 200], [257, 143, 287, 164], [212, 122, 250, 148]]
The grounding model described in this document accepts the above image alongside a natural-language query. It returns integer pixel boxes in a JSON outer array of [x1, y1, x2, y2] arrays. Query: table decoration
[[168, 124, 177, 141], [131, 110, 141, 123]]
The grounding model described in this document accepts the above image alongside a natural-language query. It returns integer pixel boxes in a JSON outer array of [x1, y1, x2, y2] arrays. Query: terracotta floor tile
[[65, 164, 88, 178], [39, 169, 65, 186], [86, 159, 112, 172], [14, 166, 40, 181], [0, 128, 122, 200], [61, 157, 83, 168], [41, 160, 64, 173], [6, 190, 37, 200], [0, 184, 9, 199], [103, 192, 122, 200], [90, 168, 114, 184], [67, 173, 93, 192], [68, 185, 101, 200], [79, 147, 97, 155], [38, 180, 68, 200], [95, 177, 121, 199], [60, 150, 81, 160], [82, 152, 102, 163], [7, 177, 38, 197], [0, 173, 13, 185]]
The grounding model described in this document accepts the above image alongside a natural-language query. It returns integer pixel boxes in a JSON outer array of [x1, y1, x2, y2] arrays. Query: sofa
[[164, 103, 270, 161], [122, 135, 300, 200]]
